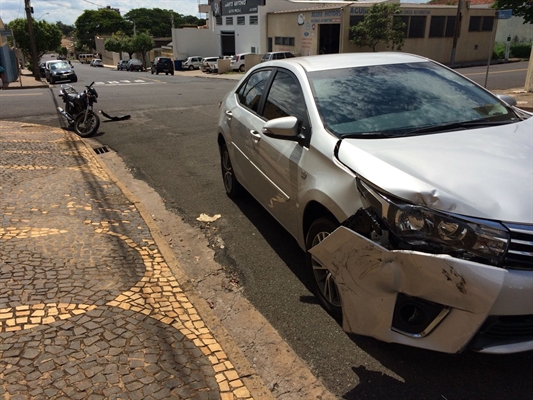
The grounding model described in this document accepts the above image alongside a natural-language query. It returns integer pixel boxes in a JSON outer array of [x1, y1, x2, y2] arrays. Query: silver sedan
[[216, 52, 533, 354]]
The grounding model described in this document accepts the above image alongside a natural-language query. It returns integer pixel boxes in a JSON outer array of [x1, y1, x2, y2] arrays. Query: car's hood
[[337, 119, 533, 223], [53, 68, 73, 73]]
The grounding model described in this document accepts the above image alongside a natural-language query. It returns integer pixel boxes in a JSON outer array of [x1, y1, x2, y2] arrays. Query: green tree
[[56, 21, 74, 37], [74, 9, 132, 51], [124, 8, 173, 37], [124, 8, 206, 36], [131, 33, 155, 69], [104, 32, 133, 57], [7, 18, 62, 60], [493, 0, 533, 24], [350, 4, 406, 52]]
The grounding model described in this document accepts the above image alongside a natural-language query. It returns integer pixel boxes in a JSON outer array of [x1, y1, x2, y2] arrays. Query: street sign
[[0, 29, 13, 36], [496, 9, 512, 19]]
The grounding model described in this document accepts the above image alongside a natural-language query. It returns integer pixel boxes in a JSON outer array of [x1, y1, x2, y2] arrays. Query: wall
[[171, 28, 218, 60], [268, 4, 497, 65], [496, 16, 533, 43]]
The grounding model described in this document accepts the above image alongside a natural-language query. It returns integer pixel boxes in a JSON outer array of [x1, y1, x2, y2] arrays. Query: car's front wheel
[[239, 65, 245, 72], [220, 143, 243, 198], [189, 65, 194, 70], [306, 217, 342, 319]]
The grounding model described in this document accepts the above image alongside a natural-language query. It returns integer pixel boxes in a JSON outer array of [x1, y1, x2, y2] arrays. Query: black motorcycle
[[57, 81, 100, 137]]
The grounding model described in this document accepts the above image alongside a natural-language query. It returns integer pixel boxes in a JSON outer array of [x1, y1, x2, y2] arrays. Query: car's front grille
[[503, 223, 533, 270], [468, 314, 533, 351]]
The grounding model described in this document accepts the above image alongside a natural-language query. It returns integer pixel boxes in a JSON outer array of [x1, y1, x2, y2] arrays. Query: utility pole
[[24, 0, 40, 80], [450, 0, 463, 67]]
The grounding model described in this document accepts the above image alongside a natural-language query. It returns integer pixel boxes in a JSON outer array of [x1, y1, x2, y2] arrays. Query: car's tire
[[74, 111, 100, 138], [49, 77, 55, 84], [151, 69, 154, 74], [239, 65, 245, 72], [306, 217, 342, 319], [156, 71, 159, 75], [171, 71, 174, 76], [189, 65, 194, 70], [165, 72, 168, 75], [220, 143, 243, 198]]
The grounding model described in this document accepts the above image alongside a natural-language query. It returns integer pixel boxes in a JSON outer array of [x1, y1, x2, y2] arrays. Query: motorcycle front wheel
[[74, 111, 100, 137]]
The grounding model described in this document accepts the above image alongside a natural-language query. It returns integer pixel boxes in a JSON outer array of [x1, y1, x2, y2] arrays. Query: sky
[[0, 0, 430, 26], [0, 0, 204, 26]]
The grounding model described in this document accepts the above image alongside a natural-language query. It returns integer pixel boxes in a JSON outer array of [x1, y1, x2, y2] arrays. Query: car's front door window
[[262, 70, 308, 127]]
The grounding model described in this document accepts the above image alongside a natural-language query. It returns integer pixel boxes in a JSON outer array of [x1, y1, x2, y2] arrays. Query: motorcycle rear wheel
[[74, 111, 100, 137]]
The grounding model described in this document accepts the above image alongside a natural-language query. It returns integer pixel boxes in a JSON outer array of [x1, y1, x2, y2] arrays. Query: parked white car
[[230, 53, 253, 72], [217, 52, 533, 354]]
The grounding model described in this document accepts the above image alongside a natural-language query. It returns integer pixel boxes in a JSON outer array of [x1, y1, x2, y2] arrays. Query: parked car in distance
[[201, 57, 219, 73], [91, 59, 103, 67], [117, 60, 129, 70], [45, 60, 77, 84], [39, 62, 46, 78], [230, 53, 253, 72], [151, 57, 174, 75], [127, 59, 144, 71], [217, 52, 533, 355], [182, 56, 203, 70], [260, 51, 295, 62]]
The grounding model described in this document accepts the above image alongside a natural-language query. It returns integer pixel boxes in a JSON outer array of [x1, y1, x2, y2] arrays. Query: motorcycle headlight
[[357, 180, 510, 265]]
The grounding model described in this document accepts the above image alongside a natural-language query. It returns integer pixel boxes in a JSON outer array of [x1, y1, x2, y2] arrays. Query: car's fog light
[[391, 293, 450, 338]]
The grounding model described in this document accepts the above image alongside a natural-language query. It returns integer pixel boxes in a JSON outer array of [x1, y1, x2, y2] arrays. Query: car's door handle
[[250, 130, 261, 142], [225, 110, 233, 120]]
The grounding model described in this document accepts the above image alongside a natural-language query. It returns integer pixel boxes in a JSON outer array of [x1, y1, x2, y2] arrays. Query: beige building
[[267, 1, 499, 65]]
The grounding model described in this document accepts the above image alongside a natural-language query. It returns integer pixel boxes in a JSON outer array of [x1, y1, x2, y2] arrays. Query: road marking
[[0, 92, 43, 96], [463, 68, 528, 77]]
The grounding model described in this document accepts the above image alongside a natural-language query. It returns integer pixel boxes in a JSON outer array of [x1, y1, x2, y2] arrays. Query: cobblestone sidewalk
[[0, 121, 269, 399]]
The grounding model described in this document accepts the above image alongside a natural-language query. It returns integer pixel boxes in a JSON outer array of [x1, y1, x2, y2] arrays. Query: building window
[[445, 16, 456, 37], [481, 16, 494, 31], [250, 15, 258, 25], [469, 15, 493, 32], [274, 37, 295, 46], [237, 16, 245, 25], [409, 16, 426, 38], [349, 16, 365, 40], [394, 15, 426, 38], [429, 16, 456, 38], [216, 17, 222, 25], [226, 17, 233, 25], [469, 16, 481, 31]]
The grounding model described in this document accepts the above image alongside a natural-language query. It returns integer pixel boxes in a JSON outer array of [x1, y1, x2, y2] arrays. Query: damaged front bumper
[[309, 226, 533, 354]]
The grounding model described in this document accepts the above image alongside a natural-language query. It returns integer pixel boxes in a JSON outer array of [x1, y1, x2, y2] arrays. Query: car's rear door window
[[237, 70, 272, 113]]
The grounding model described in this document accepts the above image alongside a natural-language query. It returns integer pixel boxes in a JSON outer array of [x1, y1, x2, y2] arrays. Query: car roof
[[262, 52, 429, 72]]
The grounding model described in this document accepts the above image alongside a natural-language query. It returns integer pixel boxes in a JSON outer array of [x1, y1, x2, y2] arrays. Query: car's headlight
[[357, 179, 510, 265]]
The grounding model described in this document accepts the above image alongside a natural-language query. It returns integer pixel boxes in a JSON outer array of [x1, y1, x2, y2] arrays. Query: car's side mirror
[[262, 116, 307, 146], [497, 94, 517, 107]]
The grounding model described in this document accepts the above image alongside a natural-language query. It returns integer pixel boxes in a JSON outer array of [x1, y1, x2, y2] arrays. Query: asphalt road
[[1, 60, 532, 399]]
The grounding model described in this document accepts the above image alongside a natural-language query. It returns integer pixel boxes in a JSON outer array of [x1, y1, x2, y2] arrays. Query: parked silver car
[[182, 56, 203, 70], [217, 52, 533, 354]]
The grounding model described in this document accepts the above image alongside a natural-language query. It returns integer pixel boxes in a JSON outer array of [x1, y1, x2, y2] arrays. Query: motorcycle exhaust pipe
[[57, 107, 74, 124]]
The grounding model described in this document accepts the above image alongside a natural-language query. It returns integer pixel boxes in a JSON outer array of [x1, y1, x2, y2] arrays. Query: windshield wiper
[[402, 119, 516, 135], [339, 119, 516, 140], [340, 132, 397, 139]]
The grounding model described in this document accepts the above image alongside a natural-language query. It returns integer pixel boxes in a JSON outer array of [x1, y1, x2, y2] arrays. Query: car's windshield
[[307, 62, 517, 138], [51, 62, 69, 70]]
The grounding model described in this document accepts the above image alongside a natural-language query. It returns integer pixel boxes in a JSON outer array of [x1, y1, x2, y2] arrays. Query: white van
[[78, 54, 97, 64]]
